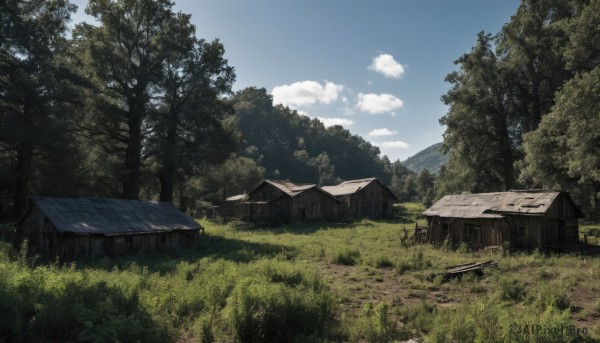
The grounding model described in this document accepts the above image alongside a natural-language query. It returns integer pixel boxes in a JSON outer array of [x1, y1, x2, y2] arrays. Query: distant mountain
[[402, 143, 448, 174]]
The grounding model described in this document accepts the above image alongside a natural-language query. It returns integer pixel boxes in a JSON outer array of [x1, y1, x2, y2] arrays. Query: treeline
[[0, 0, 431, 220], [438, 0, 600, 209], [10, 0, 595, 220]]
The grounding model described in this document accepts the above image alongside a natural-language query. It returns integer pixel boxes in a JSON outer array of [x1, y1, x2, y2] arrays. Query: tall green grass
[[2, 212, 600, 342]]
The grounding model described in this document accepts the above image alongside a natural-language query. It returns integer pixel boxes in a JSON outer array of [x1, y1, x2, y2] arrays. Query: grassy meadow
[[2, 203, 600, 342]]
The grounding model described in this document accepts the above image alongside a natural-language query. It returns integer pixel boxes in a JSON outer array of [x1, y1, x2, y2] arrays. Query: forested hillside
[[402, 143, 448, 174]]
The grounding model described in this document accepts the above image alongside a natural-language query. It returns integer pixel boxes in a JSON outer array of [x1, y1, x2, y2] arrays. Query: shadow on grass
[[74, 235, 297, 274], [0, 280, 170, 343], [234, 217, 417, 234]]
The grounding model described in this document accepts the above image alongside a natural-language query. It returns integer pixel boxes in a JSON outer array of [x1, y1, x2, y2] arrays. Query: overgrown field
[[2, 203, 600, 342]]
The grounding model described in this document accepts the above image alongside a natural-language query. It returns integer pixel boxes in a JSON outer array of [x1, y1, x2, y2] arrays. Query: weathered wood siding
[[289, 188, 343, 222], [16, 205, 197, 259], [426, 212, 579, 250], [346, 181, 395, 219]]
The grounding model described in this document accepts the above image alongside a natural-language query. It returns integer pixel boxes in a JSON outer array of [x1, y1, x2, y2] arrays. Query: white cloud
[[272, 81, 343, 107], [356, 93, 404, 114], [367, 128, 398, 137], [317, 117, 354, 128], [380, 141, 410, 149], [368, 54, 405, 78]]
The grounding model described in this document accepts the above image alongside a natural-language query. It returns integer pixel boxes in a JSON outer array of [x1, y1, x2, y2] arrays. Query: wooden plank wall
[[18, 205, 198, 259]]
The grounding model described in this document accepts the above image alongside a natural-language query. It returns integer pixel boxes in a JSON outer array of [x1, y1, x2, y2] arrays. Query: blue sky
[[69, 0, 521, 162]]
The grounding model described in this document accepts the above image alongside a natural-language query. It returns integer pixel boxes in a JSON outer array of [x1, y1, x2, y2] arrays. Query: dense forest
[[2, 0, 600, 221]]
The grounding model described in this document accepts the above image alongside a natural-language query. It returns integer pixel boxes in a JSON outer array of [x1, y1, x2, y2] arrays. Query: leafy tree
[[522, 67, 600, 207], [438, 0, 580, 199], [148, 37, 236, 202], [0, 0, 79, 218], [521, 0, 600, 207], [73, 0, 195, 200], [416, 169, 435, 206], [200, 155, 265, 203], [440, 32, 518, 193], [498, 0, 574, 132]]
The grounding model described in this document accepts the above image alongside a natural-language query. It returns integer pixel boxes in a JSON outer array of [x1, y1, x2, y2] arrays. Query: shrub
[[334, 248, 361, 266], [456, 242, 470, 254], [351, 302, 400, 342], [533, 282, 570, 311], [223, 275, 335, 343], [397, 301, 436, 335], [374, 255, 394, 269], [497, 277, 526, 302]]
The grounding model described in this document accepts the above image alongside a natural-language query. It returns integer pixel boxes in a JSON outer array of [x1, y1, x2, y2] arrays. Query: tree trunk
[[122, 92, 143, 200], [159, 105, 178, 203], [159, 169, 174, 203], [12, 141, 33, 219], [500, 126, 514, 191]]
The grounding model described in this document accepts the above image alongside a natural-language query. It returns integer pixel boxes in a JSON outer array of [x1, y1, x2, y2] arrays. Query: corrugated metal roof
[[423, 190, 571, 219], [321, 178, 377, 196], [28, 196, 202, 235]]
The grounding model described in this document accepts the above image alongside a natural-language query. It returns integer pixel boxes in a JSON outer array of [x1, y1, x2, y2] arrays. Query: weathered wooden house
[[242, 180, 344, 223], [322, 178, 397, 219], [16, 196, 202, 259], [422, 190, 584, 251], [220, 194, 248, 219]]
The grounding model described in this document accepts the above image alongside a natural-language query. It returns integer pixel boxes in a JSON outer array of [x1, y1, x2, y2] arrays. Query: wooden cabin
[[322, 178, 397, 219], [422, 190, 584, 251], [16, 196, 202, 259], [220, 194, 248, 220], [243, 180, 344, 223]]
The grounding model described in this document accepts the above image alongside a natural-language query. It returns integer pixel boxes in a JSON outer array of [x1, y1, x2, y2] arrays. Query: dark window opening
[[441, 222, 449, 240], [463, 223, 481, 246], [160, 235, 166, 243]]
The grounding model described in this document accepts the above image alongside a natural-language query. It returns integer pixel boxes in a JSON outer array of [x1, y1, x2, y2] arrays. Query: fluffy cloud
[[272, 81, 343, 107], [317, 117, 354, 128], [367, 128, 398, 137], [368, 54, 405, 78], [356, 93, 404, 114], [380, 141, 410, 149]]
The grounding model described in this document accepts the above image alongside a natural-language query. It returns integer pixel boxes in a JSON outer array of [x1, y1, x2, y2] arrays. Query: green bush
[[351, 302, 400, 342], [223, 273, 335, 342], [497, 276, 526, 302], [334, 248, 361, 266], [374, 255, 394, 268], [0, 263, 168, 342]]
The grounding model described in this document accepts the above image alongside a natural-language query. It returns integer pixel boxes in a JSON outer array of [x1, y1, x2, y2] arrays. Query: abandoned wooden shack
[[220, 194, 248, 219], [16, 196, 202, 259], [239, 180, 345, 223], [321, 178, 398, 219], [422, 190, 584, 251]]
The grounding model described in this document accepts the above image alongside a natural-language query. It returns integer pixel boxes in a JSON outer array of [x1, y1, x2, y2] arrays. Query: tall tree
[[74, 0, 193, 199], [521, 0, 600, 208], [440, 32, 518, 192], [498, 0, 574, 132], [148, 36, 236, 202], [0, 0, 78, 218]]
